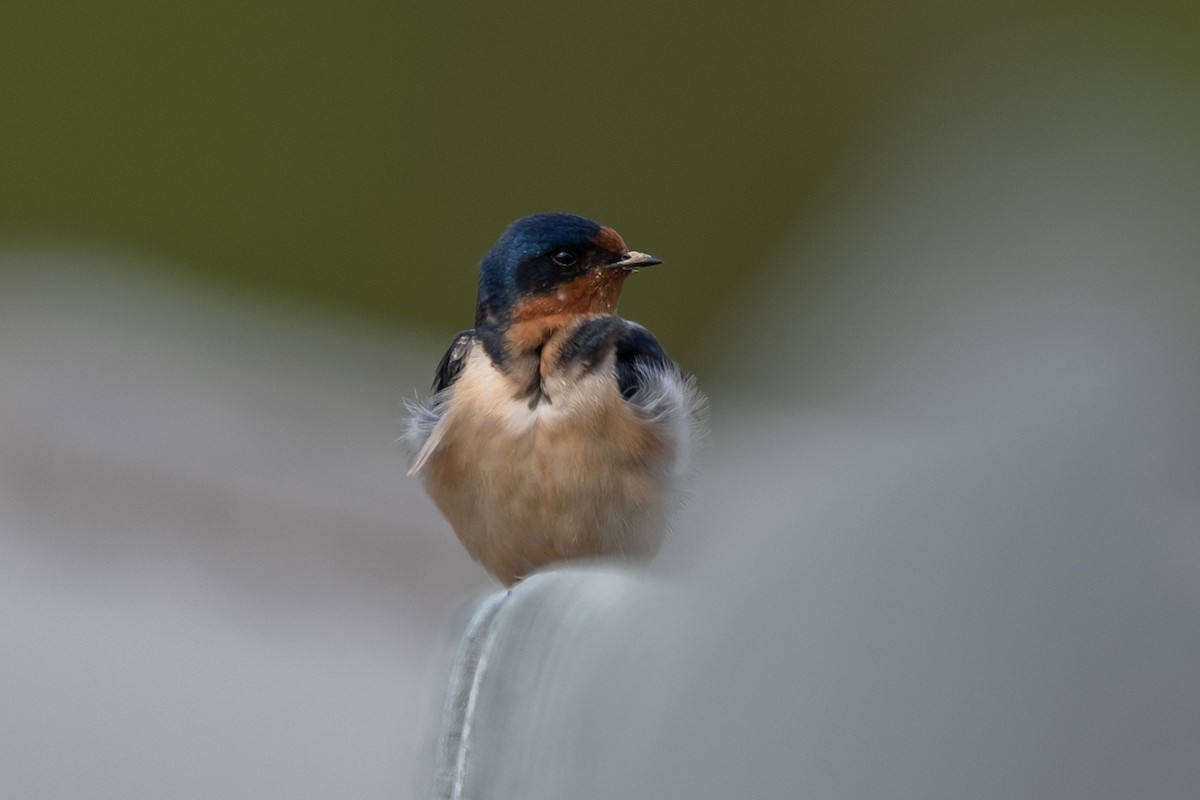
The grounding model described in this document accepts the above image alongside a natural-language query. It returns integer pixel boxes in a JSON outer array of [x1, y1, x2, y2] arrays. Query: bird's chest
[[416, 323, 681, 582], [435, 345, 655, 477], [423, 341, 671, 523]]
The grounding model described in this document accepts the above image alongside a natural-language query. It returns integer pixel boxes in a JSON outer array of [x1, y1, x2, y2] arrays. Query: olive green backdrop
[[2, 2, 1195, 367]]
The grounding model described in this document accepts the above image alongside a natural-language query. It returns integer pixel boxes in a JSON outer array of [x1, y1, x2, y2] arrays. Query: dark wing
[[613, 322, 678, 400], [558, 316, 627, 374], [432, 330, 476, 393]]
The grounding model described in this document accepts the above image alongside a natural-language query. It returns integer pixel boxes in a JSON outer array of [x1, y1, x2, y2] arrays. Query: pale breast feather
[[404, 330, 475, 475]]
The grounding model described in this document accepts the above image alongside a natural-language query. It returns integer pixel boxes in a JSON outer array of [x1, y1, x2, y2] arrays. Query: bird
[[405, 212, 704, 585]]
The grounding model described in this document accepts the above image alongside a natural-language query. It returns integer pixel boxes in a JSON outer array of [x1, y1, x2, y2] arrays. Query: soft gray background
[[0, 256, 491, 798]]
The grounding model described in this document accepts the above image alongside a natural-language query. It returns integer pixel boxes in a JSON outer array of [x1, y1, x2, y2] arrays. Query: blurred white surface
[[0, 255, 491, 799]]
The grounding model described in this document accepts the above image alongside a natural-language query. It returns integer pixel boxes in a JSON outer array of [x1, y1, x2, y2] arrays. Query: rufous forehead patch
[[592, 226, 628, 256]]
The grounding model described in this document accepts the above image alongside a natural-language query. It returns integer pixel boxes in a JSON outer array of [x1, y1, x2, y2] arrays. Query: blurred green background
[[2, 1, 1196, 368]]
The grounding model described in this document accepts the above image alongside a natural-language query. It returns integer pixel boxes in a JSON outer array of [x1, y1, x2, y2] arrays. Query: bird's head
[[475, 212, 661, 329]]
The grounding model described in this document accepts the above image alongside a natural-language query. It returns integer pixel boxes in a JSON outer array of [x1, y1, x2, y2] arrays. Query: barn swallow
[[405, 212, 704, 585]]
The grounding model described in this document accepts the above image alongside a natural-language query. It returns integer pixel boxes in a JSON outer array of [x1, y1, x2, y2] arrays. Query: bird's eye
[[550, 250, 578, 267]]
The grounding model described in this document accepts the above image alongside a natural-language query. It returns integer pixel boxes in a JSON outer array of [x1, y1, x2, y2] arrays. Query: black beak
[[607, 250, 662, 270]]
